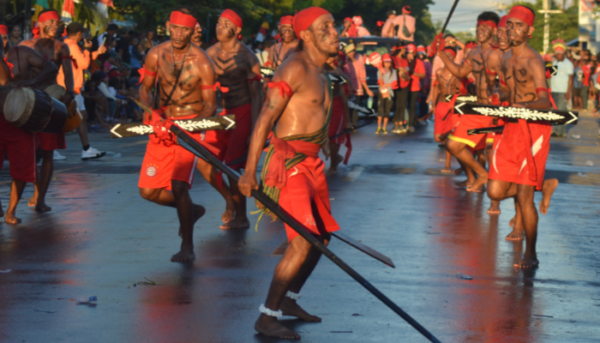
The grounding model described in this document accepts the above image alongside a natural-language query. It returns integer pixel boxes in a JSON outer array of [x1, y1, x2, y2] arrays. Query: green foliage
[[506, 0, 579, 52]]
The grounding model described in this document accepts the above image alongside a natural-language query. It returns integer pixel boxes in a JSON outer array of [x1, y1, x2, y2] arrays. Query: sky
[[428, 0, 575, 33]]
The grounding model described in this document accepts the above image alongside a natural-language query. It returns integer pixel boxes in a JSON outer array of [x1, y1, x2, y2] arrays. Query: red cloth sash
[[264, 137, 321, 189], [268, 80, 294, 98]]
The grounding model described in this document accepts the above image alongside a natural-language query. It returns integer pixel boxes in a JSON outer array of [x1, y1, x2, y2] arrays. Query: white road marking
[[343, 166, 365, 182], [374, 141, 389, 150]]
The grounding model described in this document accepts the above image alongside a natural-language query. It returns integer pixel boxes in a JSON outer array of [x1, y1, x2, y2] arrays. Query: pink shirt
[[344, 54, 367, 96], [431, 50, 465, 81], [391, 15, 415, 42]]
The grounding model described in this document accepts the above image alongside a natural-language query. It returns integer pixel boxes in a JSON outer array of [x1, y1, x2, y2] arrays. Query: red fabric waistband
[[264, 137, 321, 189]]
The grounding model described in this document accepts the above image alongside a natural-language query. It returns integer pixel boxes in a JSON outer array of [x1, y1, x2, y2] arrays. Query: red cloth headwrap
[[220, 9, 243, 28], [38, 11, 59, 23], [477, 20, 497, 28], [0, 25, 7, 35], [293, 7, 331, 40], [280, 15, 293, 26], [508, 5, 535, 27], [170, 11, 197, 28], [498, 15, 508, 28]]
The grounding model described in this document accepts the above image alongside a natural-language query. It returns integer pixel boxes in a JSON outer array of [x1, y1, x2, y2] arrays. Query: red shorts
[[278, 156, 340, 242], [0, 117, 36, 183], [489, 121, 551, 190], [36, 132, 66, 151], [215, 103, 252, 170], [448, 114, 494, 149], [329, 97, 346, 145], [486, 132, 495, 145], [433, 102, 454, 136]]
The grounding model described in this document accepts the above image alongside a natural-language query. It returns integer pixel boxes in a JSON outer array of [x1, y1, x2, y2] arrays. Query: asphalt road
[[1, 113, 599, 343]]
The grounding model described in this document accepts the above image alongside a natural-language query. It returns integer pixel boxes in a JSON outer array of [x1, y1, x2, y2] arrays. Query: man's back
[[392, 15, 415, 41]]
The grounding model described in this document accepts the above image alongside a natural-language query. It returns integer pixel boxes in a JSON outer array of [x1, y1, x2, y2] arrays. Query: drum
[[44, 84, 82, 132], [2, 87, 68, 133]]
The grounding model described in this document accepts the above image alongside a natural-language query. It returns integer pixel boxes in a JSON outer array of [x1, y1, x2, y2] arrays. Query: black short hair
[[66, 22, 85, 35], [107, 23, 119, 32], [173, 6, 197, 18], [443, 34, 456, 39], [477, 11, 500, 25]]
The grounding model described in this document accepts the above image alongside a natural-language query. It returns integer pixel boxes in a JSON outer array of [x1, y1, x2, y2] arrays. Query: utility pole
[[23, 0, 31, 40], [539, 0, 563, 53]]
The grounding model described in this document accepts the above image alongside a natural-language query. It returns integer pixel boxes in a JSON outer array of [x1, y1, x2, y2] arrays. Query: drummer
[[0, 34, 59, 223], [20, 9, 76, 212]]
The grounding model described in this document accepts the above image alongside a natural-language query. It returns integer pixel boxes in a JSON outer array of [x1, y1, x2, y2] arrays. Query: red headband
[[0, 25, 7, 35], [293, 7, 331, 40], [465, 42, 477, 50], [508, 5, 534, 27], [280, 15, 293, 26], [498, 15, 508, 28], [170, 11, 197, 28], [39, 11, 59, 23], [402, 6, 411, 14], [220, 9, 243, 28], [444, 48, 456, 59], [477, 20, 497, 28]]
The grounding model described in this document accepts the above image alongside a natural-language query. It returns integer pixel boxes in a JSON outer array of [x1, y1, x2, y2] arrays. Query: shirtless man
[[487, 5, 558, 269], [201, 9, 262, 230], [238, 7, 340, 339], [430, 47, 463, 173], [269, 16, 298, 69], [20, 9, 75, 212], [436, 12, 499, 192], [0, 35, 59, 224], [137, 6, 217, 262], [325, 53, 352, 173]]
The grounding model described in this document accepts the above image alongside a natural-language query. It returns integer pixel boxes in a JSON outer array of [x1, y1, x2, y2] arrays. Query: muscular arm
[[0, 36, 10, 85], [59, 42, 75, 93], [139, 47, 159, 117], [13, 47, 58, 86], [437, 49, 473, 78], [248, 53, 263, 128], [516, 58, 552, 109]]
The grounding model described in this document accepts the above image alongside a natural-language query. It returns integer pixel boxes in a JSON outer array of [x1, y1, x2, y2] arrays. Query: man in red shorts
[[202, 9, 262, 229], [238, 7, 340, 339], [430, 46, 464, 172], [20, 9, 75, 212], [436, 11, 499, 192], [138, 6, 217, 262], [487, 5, 558, 269], [0, 35, 59, 223]]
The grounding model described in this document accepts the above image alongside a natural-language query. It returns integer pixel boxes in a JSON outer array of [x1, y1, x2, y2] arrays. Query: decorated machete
[[467, 126, 505, 135], [445, 94, 477, 103], [453, 102, 579, 125]]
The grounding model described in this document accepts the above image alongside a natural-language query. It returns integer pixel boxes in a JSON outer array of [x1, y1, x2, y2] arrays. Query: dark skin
[[20, 13, 75, 212], [486, 16, 555, 269], [0, 35, 58, 224], [238, 13, 339, 340], [325, 56, 352, 173], [138, 20, 217, 262], [269, 24, 298, 69], [202, 16, 262, 230], [437, 21, 498, 193]]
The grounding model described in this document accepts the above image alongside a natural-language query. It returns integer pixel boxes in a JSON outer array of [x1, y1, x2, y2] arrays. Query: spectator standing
[[550, 39, 573, 137], [352, 16, 370, 37], [392, 44, 409, 133], [390, 6, 415, 42], [58, 22, 107, 160], [140, 31, 156, 52], [581, 51, 593, 110], [403, 44, 425, 132], [341, 17, 357, 37], [573, 58, 583, 110], [376, 53, 398, 134], [381, 10, 397, 38], [343, 43, 373, 126], [7, 25, 22, 47], [418, 46, 432, 120]]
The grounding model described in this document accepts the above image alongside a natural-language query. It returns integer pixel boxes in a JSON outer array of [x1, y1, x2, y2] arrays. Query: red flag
[[62, 0, 75, 20]]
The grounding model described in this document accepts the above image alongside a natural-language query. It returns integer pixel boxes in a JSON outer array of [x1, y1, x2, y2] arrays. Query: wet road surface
[[1, 115, 600, 343]]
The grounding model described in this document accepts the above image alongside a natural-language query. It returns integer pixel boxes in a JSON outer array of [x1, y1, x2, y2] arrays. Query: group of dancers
[[0, 5, 560, 340]]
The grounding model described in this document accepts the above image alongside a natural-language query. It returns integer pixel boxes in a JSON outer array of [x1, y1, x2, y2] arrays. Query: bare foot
[[280, 297, 322, 322], [539, 178, 559, 215], [222, 206, 234, 224], [220, 216, 250, 230], [455, 179, 472, 188], [487, 200, 501, 215], [28, 196, 36, 207], [34, 202, 52, 212], [255, 314, 300, 340], [509, 216, 516, 228], [440, 168, 452, 173], [505, 229, 524, 241], [466, 174, 488, 193], [453, 167, 464, 175], [514, 254, 539, 269], [171, 245, 195, 262], [4, 212, 22, 224]]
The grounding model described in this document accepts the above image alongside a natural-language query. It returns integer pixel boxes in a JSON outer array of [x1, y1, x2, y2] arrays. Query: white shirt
[[551, 58, 574, 93], [98, 82, 116, 100]]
